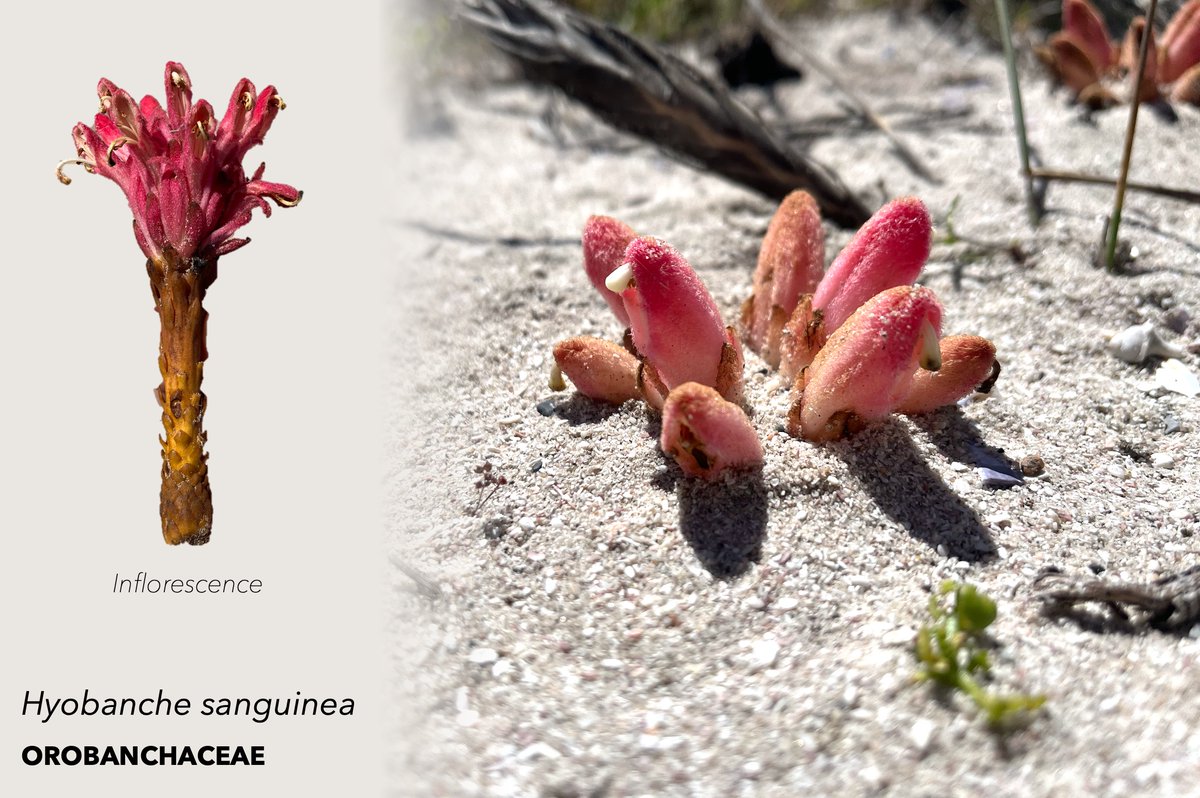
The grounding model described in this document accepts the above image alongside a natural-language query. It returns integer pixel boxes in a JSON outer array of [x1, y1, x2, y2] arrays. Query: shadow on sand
[[836, 418, 997, 563], [675, 469, 769, 579]]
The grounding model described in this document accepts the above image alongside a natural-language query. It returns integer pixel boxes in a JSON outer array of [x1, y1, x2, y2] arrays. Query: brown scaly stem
[[148, 248, 217, 545]]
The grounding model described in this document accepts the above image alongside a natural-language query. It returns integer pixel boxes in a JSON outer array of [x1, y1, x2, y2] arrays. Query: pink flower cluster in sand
[[551, 194, 999, 480], [1038, 0, 1200, 107]]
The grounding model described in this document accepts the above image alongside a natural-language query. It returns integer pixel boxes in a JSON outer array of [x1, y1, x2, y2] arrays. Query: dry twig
[[746, 0, 941, 184], [459, 0, 871, 227]]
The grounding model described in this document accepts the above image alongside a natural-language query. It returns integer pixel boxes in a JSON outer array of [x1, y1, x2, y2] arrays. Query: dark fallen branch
[[459, 0, 871, 228]]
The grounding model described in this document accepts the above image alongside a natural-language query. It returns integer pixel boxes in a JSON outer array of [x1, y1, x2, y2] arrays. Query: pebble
[[468, 647, 499, 665], [544, 577, 558, 595], [1106, 464, 1128, 479], [1164, 415, 1182, 435], [773, 596, 800, 611], [535, 399, 557, 417], [518, 517, 536, 531], [882, 627, 913, 647], [1151, 453, 1175, 469], [530, 459, 543, 472], [491, 659, 514, 678], [1020, 455, 1045, 476], [516, 742, 561, 761], [600, 658, 624, 670], [910, 718, 936, 756], [748, 639, 780, 672], [979, 467, 1022, 488]]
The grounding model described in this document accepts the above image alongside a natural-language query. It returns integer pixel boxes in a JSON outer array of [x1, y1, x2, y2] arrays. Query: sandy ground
[[387, 11, 1200, 797]]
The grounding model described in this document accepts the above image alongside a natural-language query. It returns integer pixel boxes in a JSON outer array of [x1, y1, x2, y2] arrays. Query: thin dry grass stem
[[1029, 167, 1200, 205], [745, 0, 941, 184], [994, 0, 1042, 226], [1104, 0, 1160, 271]]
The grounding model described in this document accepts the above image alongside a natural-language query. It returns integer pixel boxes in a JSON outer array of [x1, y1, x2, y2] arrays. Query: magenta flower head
[[57, 62, 300, 546], [779, 196, 931, 377], [661, 383, 763, 479], [789, 286, 943, 442], [59, 61, 301, 262], [742, 190, 825, 368], [607, 236, 744, 406], [583, 215, 637, 327]]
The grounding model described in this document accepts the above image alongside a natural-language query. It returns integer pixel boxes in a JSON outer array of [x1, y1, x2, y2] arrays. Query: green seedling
[[915, 581, 1046, 727]]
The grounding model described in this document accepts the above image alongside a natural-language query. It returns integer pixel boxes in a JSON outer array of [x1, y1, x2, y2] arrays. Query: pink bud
[[1120, 18, 1160, 103], [552, 336, 641, 405], [583, 215, 637, 327], [789, 286, 943, 442], [1172, 61, 1200, 104], [810, 196, 932, 335], [1043, 32, 1106, 96], [896, 335, 999, 415], [611, 237, 743, 402], [743, 190, 825, 368], [1063, 0, 1115, 72], [1161, 0, 1200, 83], [661, 383, 763, 479]]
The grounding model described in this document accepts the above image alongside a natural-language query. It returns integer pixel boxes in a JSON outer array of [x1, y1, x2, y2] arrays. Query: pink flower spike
[[1063, 0, 1115, 73], [661, 383, 763, 479], [1160, 0, 1200, 84], [583, 215, 637, 327], [551, 336, 641, 405], [789, 286, 943, 442], [743, 190, 825, 368], [609, 237, 743, 402], [59, 62, 301, 263], [897, 335, 999, 415], [810, 196, 932, 334]]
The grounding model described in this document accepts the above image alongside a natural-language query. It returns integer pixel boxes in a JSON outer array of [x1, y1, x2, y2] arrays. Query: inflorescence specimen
[[1038, 0, 1200, 108], [58, 62, 301, 545], [549, 192, 999, 479]]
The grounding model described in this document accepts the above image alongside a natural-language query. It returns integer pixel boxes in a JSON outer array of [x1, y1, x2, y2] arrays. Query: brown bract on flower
[[1037, 0, 1200, 107], [58, 62, 301, 545]]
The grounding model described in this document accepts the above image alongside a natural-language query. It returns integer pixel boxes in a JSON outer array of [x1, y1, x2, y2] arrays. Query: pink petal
[[1172, 61, 1200, 103], [661, 383, 763, 479], [897, 335, 999, 415], [1160, 0, 1200, 83], [810, 196, 932, 334], [552, 336, 641, 405], [216, 78, 257, 151], [164, 62, 193, 128], [789, 286, 942, 442], [616, 237, 739, 399], [582, 215, 637, 327], [1063, 0, 1115, 72], [1120, 18, 1160, 103], [1042, 32, 1105, 96], [744, 190, 824, 367]]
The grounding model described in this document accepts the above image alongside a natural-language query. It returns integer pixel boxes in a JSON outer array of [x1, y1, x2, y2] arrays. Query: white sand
[[389, 12, 1200, 797]]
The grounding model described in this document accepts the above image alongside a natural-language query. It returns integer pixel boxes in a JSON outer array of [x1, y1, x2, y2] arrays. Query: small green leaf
[[955, 584, 997, 633]]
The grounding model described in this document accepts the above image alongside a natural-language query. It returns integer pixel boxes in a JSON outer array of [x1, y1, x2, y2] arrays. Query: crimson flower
[[59, 61, 301, 262], [58, 62, 301, 546]]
